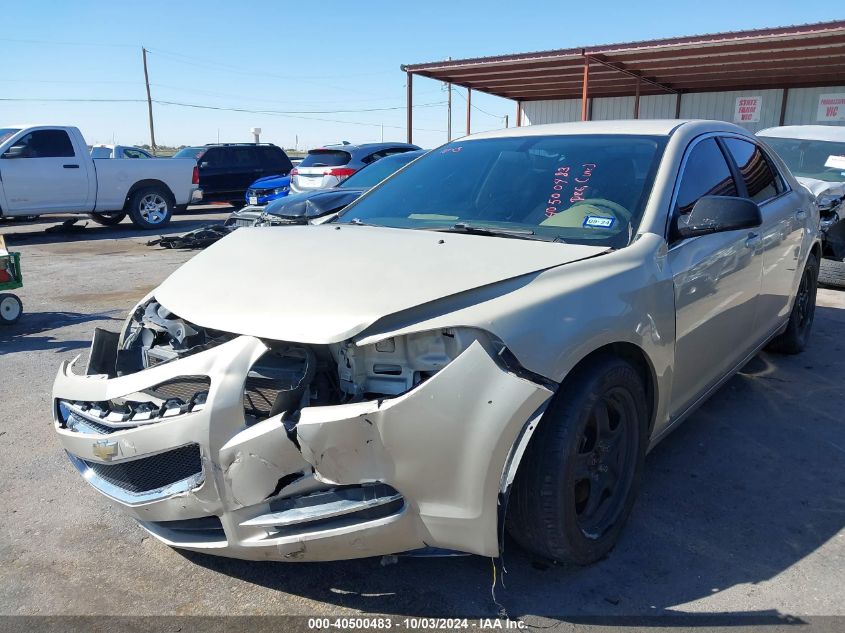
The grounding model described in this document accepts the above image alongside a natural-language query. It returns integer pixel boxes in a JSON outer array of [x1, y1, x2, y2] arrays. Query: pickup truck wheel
[[818, 257, 845, 289], [89, 212, 127, 226], [506, 355, 647, 565], [128, 187, 173, 229], [0, 293, 23, 325], [767, 253, 818, 354]]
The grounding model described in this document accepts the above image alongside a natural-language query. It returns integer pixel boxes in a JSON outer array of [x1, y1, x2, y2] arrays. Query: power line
[[453, 87, 505, 119], [0, 97, 444, 114], [0, 97, 447, 133], [147, 46, 397, 80], [0, 36, 134, 49]]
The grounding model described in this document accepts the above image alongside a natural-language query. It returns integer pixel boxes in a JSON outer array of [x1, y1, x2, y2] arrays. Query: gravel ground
[[1, 210, 843, 628]]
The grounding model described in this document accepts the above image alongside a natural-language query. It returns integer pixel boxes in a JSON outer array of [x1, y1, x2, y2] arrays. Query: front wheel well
[[560, 342, 657, 437], [123, 180, 175, 211]]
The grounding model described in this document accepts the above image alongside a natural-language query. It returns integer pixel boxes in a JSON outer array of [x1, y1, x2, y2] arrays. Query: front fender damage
[[293, 341, 553, 557]]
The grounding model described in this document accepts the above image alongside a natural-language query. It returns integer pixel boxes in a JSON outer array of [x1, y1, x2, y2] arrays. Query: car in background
[[244, 173, 290, 207], [0, 124, 198, 229], [173, 143, 293, 207], [90, 145, 154, 159], [290, 142, 419, 193], [758, 125, 845, 287], [226, 149, 425, 228]]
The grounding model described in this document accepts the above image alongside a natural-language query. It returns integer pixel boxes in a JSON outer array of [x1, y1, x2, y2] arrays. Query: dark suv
[[173, 143, 293, 206]]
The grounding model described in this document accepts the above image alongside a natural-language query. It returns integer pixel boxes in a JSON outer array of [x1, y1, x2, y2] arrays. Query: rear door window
[[231, 147, 260, 168], [300, 150, 351, 167], [201, 147, 225, 167], [675, 138, 738, 216], [259, 146, 293, 172], [722, 138, 781, 203]]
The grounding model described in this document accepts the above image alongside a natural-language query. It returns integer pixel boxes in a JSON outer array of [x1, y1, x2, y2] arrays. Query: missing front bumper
[[53, 332, 552, 561]]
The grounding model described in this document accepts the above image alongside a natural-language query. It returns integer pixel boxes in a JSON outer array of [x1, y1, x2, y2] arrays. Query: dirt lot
[[1, 209, 844, 626]]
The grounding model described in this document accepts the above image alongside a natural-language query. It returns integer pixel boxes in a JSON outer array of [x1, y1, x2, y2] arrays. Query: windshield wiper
[[436, 222, 550, 241]]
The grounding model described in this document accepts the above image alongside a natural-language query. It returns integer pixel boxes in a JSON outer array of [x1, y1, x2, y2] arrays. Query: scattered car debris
[[147, 224, 234, 249]]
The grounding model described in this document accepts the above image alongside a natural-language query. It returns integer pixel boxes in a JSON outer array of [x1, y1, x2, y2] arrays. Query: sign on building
[[817, 94, 845, 122], [734, 96, 762, 123]]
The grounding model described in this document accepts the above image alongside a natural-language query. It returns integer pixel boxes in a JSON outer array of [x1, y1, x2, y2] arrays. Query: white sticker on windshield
[[825, 155, 845, 170], [583, 215, 615, 228]]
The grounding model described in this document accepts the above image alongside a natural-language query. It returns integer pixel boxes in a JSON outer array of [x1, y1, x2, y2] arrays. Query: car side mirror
[[2, 145, 25, 158], [675, 196, 762, 239]]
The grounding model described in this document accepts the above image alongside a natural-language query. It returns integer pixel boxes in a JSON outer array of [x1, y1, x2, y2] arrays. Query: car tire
[[506, 354, 648, 565], [818, 256, 845, 289], [0, 293, 23, 325], [127, 187, 174, 230], [89, 212, 127, 226], [767, 252, 819, 355]]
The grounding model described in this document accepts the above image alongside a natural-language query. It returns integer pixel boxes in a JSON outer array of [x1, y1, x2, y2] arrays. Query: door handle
[[63, 164, 80, 169], [794, 208, 808, 220], [745, 232, 762, 249]]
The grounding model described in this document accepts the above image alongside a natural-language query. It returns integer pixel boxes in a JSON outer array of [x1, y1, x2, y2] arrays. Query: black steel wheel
[[507, 354, 648, 565], [767, 253, 818, 354]]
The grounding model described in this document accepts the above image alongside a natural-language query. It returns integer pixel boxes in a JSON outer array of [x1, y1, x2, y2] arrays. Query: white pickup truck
[[0, 125, 200, 229]]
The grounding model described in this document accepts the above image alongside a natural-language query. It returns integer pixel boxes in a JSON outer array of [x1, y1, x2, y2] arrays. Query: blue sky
[[0, 1, 837, 150]]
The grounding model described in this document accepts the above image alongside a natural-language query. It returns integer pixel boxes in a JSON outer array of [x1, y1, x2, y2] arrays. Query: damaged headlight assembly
[[109, 298, 503, 425]]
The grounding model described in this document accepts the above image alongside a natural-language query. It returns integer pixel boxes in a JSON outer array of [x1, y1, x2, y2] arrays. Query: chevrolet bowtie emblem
[[92, 440, 119, 461]]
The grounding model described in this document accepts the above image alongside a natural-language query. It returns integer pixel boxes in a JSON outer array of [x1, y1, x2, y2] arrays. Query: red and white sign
[[817, 94, 845, 122], [734, 96, 762, 123]]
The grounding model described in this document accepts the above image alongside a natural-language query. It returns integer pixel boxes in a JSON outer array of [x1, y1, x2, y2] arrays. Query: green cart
[[0, 235, 23, 325]]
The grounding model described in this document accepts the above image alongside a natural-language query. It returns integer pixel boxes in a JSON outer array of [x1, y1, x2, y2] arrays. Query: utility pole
[[447, 82, 452, 141], [446, 56, 452, 142], [141, 47, 157, 155]]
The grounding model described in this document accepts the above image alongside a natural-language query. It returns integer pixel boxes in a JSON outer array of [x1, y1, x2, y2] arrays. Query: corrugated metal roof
[[402, 21, 845, 101]]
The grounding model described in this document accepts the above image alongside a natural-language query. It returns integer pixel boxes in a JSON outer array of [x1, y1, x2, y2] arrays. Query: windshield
[[0, 128, 20, 144], [336, 135, 666, 247], [764, 137, 845, 183], [340, 152, 421, 189], [172, 147, 204, 159], [300, 149, 351, 168]]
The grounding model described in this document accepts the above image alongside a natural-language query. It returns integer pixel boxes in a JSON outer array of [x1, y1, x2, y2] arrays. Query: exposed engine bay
[[113, 299, 484, 425]]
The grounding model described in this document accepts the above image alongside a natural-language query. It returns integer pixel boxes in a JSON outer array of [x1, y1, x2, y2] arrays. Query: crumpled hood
[[266, 188, 364, 219], [154, 225, 607, 344], [796, 176, 845, 200]]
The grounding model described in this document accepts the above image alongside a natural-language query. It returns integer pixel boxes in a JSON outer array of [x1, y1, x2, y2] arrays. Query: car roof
[[309, 142, 420, 154], [758, 125, 845, 142], [465, 119, 750, 140]]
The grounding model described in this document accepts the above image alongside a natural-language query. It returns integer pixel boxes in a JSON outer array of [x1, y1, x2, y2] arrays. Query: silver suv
[[290, 141, 419, 193]]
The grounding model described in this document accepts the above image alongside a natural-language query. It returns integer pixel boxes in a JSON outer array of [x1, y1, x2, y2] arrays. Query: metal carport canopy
[[399, 21, 845, 140]]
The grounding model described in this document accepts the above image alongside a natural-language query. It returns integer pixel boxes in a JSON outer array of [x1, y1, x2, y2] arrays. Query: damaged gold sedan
[[54, 120, 820, 564]]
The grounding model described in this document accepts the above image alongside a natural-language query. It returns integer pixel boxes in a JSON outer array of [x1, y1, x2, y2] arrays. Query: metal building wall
[[678, 88, 783, 133], [522, 94, 678, 124], [523, 86, 845, 130], [784, 86, 845, 126]]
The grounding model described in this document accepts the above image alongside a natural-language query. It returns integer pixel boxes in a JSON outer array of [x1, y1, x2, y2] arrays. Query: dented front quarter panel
[[295, 341, 552, 557], [358, 233, 676, 440]]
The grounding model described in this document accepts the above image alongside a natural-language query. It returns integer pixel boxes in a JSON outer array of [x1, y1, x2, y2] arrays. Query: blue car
[[244, 173, 291, 206]]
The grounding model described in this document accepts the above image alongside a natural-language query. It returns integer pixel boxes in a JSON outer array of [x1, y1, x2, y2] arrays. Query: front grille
[[143, 376, 210, 403], [243, 376, 285, 418], [147, 516, 224, 536], [82, 444, 202, 494]]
